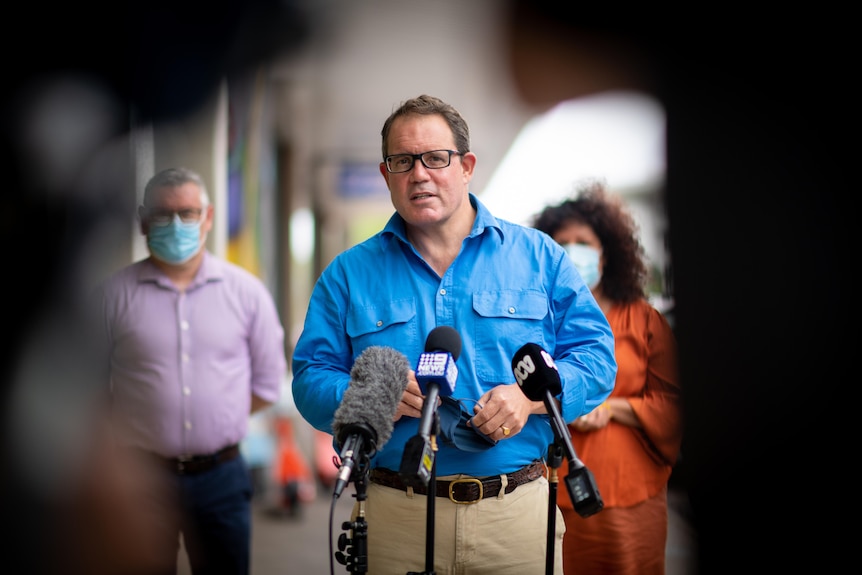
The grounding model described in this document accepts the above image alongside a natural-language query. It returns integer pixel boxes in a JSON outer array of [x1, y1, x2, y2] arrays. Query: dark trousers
[[147, 456, 253, 575]]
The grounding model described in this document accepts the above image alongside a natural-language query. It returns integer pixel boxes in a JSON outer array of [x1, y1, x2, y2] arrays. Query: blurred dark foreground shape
[[504, 2, 852, 574], [1, 2, 309, 573]]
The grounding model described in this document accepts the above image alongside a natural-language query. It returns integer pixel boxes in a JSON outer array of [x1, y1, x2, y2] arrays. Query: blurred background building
[[115, 0, 670, 496], [5, 1, 854, 574], [2, 1, 679, 573], [128, 0, 669, 358]]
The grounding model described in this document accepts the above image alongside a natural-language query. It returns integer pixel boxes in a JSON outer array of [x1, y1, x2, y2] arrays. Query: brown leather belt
[[143, 444, 241, 475], [369, 461, 545, 504]]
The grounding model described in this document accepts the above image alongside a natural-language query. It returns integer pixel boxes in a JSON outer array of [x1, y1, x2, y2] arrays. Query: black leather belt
[[142, 444, 241, 475], [369, 461, 545, 504]]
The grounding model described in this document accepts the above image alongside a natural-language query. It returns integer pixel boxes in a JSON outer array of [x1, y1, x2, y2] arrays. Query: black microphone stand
[[335, 455, 371, 573], [545, 442, 564, 575], [407, 412, 439, 575]]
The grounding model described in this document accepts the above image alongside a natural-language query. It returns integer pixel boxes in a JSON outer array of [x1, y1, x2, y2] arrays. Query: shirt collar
[[138, 251, 224, 289], [380, 193, 505, 249]]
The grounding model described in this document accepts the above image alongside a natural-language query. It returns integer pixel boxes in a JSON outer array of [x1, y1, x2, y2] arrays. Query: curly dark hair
[[531, 179, 649, 303]]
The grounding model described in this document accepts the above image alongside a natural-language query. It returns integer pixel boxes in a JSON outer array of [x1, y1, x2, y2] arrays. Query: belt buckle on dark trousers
[[175, 456, 192, 474], [448, 478, 483, 504]]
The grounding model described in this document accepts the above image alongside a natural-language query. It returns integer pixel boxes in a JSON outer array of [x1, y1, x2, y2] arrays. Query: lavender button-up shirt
[[100, 252, 286, 458]]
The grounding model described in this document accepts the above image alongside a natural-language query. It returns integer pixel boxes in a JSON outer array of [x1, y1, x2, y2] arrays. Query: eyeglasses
[[146, 208, 203, 226], [384, 149, 462, 174]]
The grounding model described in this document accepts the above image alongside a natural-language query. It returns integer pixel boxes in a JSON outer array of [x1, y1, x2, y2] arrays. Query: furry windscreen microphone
[[332, 346, 411, 452], [331, 346, 411, 498]]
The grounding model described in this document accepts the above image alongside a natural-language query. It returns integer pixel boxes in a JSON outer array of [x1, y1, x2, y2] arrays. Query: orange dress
[[557, 299, 682, 574]]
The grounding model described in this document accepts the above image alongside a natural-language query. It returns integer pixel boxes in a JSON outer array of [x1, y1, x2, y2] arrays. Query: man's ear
[[202, 204, 215, 232], [379, 162, 391, 187], [460, 152, 477, 181], [137, 206, 149, 234]]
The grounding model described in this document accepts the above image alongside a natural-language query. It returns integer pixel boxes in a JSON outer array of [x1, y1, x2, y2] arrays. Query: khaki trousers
[[354, 474, 564, 575]]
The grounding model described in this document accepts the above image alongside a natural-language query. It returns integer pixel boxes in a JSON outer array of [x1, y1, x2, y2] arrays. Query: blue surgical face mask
[[563, 243, 601, 289], [147, 214, 203, 264], [438, 397, 497, 452]]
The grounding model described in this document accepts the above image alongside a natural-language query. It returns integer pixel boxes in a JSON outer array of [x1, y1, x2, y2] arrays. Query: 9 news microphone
[[512, 342, 604, 517], [398, 326, 462, 487], [331, 346, 411, 498]]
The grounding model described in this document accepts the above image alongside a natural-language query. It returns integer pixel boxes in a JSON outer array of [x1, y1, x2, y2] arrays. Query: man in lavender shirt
[[98, 167, 286, 575]]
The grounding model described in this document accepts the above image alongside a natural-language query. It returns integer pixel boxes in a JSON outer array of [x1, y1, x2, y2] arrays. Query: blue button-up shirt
[[291, 194, 615, 476]]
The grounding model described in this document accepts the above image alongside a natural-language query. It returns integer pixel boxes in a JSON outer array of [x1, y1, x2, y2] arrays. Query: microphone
[[331, 346, 411, 498], [511, 343, 604, 517], [415, 325, 461, 431], [399, 326, 462, 487]]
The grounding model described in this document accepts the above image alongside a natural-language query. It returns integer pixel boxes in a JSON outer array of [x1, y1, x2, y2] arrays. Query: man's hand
[[393, 370, 428, 421], [468, 383, 540, 440]]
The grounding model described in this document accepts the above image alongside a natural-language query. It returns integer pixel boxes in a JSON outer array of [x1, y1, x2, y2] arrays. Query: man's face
[[379, 114, 474, 230], [140, 182, 212, 237]]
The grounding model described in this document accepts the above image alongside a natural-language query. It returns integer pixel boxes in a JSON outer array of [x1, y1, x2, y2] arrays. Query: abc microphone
[[331, 346, 411, 498], [399, 326, 462, 487], [512, 342, 604, 517]]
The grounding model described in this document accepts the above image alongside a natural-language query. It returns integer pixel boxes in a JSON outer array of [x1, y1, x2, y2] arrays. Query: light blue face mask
[[563, 243, 601, 289], [147, 214, 202, 264]]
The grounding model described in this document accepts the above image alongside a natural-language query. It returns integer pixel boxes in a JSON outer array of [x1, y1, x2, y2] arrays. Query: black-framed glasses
[[384, 149, 462, 174], [145, 208, 203, 226]]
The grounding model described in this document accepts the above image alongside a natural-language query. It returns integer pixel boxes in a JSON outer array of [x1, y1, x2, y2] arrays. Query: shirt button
[[181, 320, 189, 330], [184, 421, 192, 430], [440, 289, 446, 295], [509, 307, 516, 314], [376, 320, 383, 327], [182, 353, 189, 362], [183, 387, 191, 396]]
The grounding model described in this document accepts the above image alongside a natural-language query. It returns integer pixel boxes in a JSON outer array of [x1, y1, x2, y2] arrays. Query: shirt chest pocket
[[346, 298, 419, 350], [472, 290, 549, 383]]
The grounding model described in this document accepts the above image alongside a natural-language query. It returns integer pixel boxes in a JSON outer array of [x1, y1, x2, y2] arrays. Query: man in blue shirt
[[291, 94, 616, 574]]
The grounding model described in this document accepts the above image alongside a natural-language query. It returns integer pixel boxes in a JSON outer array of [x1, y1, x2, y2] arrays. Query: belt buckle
[[176, 455, 192, 474], [448, 478, 483, 504]]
